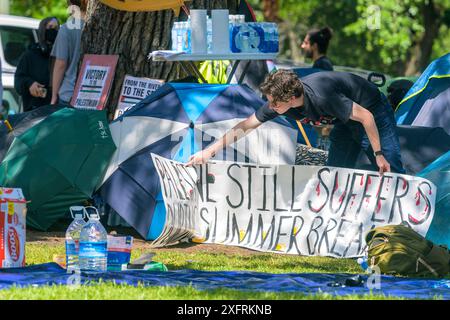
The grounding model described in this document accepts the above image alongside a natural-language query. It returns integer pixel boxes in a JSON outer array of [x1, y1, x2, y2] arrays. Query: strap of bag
[[295, 121, 312, 147], [416, 257, 439, 277], [418, 244, 450, 277]]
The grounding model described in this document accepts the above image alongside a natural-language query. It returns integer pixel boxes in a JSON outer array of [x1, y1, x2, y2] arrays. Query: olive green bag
[[366, 224, 450, 278]]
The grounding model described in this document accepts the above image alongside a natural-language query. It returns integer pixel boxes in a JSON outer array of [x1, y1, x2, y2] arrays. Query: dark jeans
[[326, 95, 405, 174]]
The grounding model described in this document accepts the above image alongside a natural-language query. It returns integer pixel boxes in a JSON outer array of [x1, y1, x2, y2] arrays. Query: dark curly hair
[[260, 69, 304, 104]]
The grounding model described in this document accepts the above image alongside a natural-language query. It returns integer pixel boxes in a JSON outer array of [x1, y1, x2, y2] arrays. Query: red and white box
[[0, 188, 27, 268]]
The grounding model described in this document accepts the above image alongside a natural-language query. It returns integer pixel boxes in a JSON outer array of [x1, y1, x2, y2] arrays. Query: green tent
[[0, 107, 116, 230]]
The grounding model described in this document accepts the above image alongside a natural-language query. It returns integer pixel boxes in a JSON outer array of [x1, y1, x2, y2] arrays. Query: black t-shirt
[[255, 71, 382, 124], [313, 56, 334, 71]]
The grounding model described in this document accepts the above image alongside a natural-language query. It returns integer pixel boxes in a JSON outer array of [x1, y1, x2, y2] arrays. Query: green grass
[[0, 243, 428, 300]]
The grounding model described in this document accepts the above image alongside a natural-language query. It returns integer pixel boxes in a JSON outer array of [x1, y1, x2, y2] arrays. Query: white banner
[[151, 154, 199, 248], [151, 154, 437, 258]]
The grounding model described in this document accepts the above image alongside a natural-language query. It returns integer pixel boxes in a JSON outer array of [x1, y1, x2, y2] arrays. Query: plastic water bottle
[[268, 23, 275, 53], [79, 207, 108, 272], [247, 23, 261, 53], [261, 23, 269, 53], [229, 16, 239, 52], [179, 22, 185, 52], [65, 206, 87, 273], [237, 23, 251, 53], [186, 18, 192, 53], [176, 22, 184, 52], [261, 23, 277, 53], [207, 17, 212, 54]]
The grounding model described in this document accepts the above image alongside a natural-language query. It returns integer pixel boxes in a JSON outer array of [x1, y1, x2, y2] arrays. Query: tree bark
[[81, 0, 239, 118], [404, 0, 441, 76]]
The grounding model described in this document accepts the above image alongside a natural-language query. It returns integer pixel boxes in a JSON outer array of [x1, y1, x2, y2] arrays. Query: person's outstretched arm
[[187, 113, 262, 165], [350, 102, 390, 174]]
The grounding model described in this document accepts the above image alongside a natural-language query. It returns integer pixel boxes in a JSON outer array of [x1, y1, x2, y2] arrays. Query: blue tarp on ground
[[355, 125, 450, 175], [0, 263, 449, 299]]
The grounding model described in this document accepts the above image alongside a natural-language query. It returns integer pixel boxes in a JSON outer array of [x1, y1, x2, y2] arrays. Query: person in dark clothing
[[301, 27, 334, 71], [15, 17, 59, 112], [188, 69, 405, 175]]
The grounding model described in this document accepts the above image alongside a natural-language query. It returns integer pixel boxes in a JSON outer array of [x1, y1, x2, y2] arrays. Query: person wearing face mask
[[301, 27, 334, 71], [14, 17, 60, 112]]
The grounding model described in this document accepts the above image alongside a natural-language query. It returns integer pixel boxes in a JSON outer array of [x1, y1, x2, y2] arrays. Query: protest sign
[[115, 76, 164, 118], [151, 154, 437, 258], [71, 55, 119, 110]]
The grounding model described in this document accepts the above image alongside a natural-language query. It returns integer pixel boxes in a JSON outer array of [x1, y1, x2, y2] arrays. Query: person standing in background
[[15, 17, 60, 112], [301, 27, 334, 71], [51, 0, 87, 105]]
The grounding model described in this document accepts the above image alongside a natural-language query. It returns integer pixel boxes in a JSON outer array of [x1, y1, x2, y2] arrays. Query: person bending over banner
[[188, 69, 405, 175]]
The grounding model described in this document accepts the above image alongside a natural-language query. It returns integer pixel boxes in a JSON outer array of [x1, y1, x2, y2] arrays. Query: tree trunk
[[81, 0, 239, 118], [404, 0, 441, 76]]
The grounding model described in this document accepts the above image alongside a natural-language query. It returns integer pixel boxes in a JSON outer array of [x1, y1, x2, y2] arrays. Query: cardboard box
[[0, 188, 27, 268]]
